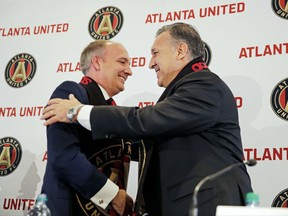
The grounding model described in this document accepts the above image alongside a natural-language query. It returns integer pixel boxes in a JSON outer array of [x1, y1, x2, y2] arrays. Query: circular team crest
[[0, 136, 22, 177], [270, 77, 288, 121], [5, 53, 36, 88], [271, 0, 288, 20], [272, 188, 288, 207], [203, 41, 212, 66], [88, 6, 124, 40], [75, 141, 131, 216]]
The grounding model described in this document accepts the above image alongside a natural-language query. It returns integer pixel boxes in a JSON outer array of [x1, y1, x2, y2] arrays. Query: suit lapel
[[79, 76, 107, 105]]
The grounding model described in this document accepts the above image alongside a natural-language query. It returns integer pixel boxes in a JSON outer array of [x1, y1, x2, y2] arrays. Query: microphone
[[190, 159, 257, 216]]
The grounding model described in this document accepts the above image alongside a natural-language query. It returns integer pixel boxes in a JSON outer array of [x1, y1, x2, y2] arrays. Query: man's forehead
[[106, 43, 123, 51], [151, 34, 169, 52], [106, 44, 128, 55]]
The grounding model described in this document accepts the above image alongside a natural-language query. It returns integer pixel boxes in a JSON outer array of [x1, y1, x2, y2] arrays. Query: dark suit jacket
[[89, 59, 253, 216], [41, 80, 131, 216]]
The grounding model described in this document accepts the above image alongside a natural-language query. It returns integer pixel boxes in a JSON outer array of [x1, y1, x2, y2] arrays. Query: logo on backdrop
[[203, 41, 212, 66], [5, 53, 36, 88], [272, 188, 288, 207], [271, 0, 288, 19], [0, 137, 22, 177], [88, 6, 124, 40], [270, 77, 288, 121]]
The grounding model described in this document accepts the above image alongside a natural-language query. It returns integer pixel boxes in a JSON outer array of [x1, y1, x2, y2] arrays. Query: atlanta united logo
[[272, 188, 288, 207], [88, 6, 124, 40], [0, 137, 22, 177], [270, 78, 288, 121], [271, 0, 288, 19], [76, 141, 131, 216], [5, 53, 36, 88], [203, 41, 212, 66]]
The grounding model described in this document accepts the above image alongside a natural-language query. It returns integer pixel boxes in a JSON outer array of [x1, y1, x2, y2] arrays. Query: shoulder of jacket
[[51, 81, 88, 104]]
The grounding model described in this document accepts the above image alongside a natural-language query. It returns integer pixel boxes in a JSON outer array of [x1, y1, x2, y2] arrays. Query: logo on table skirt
[[5, 53, 36, 88], [270, 77, 288, 121], [0, 136, 22, 176], [271, 188, 288, 207], [88, 6, 124, 40]]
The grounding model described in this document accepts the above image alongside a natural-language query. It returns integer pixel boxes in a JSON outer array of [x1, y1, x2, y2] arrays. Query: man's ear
[[176, 42, 188, 60], [91, 55, 101, 71]]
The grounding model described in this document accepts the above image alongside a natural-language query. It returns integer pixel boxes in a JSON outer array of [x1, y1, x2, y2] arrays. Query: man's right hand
[[41, 94, 82, 126], [123, 193, 134, 216], [111, 189, 134, 216]]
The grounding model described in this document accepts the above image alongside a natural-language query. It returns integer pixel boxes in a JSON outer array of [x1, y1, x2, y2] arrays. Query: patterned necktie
[[107, 98, 117, 106]]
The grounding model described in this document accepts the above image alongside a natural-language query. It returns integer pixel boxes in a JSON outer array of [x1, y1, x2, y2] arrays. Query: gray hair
[[156, 22, 205, 59], [80, 40, 110, 74]]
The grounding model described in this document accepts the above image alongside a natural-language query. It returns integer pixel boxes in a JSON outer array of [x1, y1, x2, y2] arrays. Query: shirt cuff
[[77, 105, 93, 130], [90, 179, 119, 209]]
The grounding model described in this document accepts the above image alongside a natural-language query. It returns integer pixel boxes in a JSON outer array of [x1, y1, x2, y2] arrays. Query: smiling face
[[149, 32, 184, 88], [92, 43, 132, 97]]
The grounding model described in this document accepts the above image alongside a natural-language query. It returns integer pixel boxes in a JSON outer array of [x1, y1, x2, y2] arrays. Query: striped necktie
[[107, 98, 117, 106]]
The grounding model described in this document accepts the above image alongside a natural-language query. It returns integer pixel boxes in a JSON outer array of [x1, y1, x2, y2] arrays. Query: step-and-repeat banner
[[1, 0, 288, 215]]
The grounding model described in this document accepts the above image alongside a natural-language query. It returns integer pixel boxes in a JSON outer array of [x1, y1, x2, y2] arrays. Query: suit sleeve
[[46, 81, 117, 206], [89, 72, 237, 140]]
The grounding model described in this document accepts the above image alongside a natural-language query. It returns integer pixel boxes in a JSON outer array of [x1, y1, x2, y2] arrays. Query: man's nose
[[149, 57, 156, 69], [125, 66, 132, 76]]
